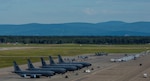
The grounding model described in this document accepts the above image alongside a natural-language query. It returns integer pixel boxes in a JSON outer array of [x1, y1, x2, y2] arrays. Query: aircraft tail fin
[[40, 57, 47, 66], [13, 61, 21, 72], [27, 59, 35, 69], [58, 55, 64, 63], [49, 56, 56, 64]]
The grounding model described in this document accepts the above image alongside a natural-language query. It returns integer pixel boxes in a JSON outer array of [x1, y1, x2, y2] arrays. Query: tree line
[[0, 36, 150, 44]]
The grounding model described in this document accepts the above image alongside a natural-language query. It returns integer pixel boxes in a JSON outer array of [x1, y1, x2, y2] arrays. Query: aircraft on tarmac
[[26, 59, 67, 74], [49, 56, 83, 69], [40, 57, 78, 71], [12, 61, 55, 78], [58, 55, 92, 67]]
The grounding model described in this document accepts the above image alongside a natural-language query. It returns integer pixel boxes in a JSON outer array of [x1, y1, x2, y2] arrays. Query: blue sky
[[0, 0, 150, 24]]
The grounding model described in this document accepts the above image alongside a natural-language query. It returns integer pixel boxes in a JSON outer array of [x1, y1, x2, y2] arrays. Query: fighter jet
[[40, 57, 77, 71], [27, 59, 66, 74], [58, 55, 92, 67], [49, 56, 83, 69], [12, 61, 55, 78]]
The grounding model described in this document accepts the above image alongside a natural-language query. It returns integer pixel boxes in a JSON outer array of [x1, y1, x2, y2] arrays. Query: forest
[[0, 36, 150, 44]]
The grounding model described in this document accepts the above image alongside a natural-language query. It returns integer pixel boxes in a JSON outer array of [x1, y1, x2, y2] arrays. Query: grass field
[[0, 43, 150, 68]]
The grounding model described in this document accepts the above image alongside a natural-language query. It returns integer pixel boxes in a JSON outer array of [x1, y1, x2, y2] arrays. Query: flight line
[[12, 55, 92, 78]]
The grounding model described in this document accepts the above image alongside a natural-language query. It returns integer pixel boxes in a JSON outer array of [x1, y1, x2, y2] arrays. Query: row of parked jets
[[13, 55, 92, 78]]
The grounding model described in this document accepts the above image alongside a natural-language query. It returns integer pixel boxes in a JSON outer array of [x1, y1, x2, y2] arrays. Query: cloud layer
[[0, 0, 149, 24]]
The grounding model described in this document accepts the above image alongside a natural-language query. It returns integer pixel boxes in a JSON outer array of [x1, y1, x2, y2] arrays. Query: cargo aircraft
[[49, 56, 83, 69], [27, 59, 67, 74], [40, 57, 77, 71], [58, 55, 92, 67], [12, 61, 55, 78]]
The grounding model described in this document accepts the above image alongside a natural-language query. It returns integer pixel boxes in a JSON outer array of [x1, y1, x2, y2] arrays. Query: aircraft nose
[[53, 72, 56, 75], [49, 71, 55, 76]]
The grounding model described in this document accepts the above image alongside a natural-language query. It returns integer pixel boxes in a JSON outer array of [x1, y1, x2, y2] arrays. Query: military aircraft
[[27, 59, 67, 74], [12, 61, 55, 78], [49, 56, 83, 69], [58, 55, 92, 67], [40, 57, 77, 71]]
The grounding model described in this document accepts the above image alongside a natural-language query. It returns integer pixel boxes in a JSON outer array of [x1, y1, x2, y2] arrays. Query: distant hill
[[0, 21, 150, 36]]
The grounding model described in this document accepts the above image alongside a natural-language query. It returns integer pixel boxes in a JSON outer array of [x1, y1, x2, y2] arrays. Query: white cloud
[[83, 8, 97, 15]]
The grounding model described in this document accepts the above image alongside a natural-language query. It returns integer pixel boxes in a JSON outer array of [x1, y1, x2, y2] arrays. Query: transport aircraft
[[58, 55, 92, 67], [40, 57, 78, 71], [26, 59, 67, 74], [12, 61, 55, 78], [49, 56, 83, 69]]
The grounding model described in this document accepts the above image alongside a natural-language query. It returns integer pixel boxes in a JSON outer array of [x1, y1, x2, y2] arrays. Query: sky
[[0, 0, 150, 24]]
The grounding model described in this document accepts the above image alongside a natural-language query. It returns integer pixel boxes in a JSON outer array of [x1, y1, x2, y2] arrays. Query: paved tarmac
[[1, 52, 149, 81], [0, 54, 123, 81]]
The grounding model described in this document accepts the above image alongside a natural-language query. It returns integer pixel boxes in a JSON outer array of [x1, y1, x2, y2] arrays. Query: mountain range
[[0, 21, 150, 36]]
